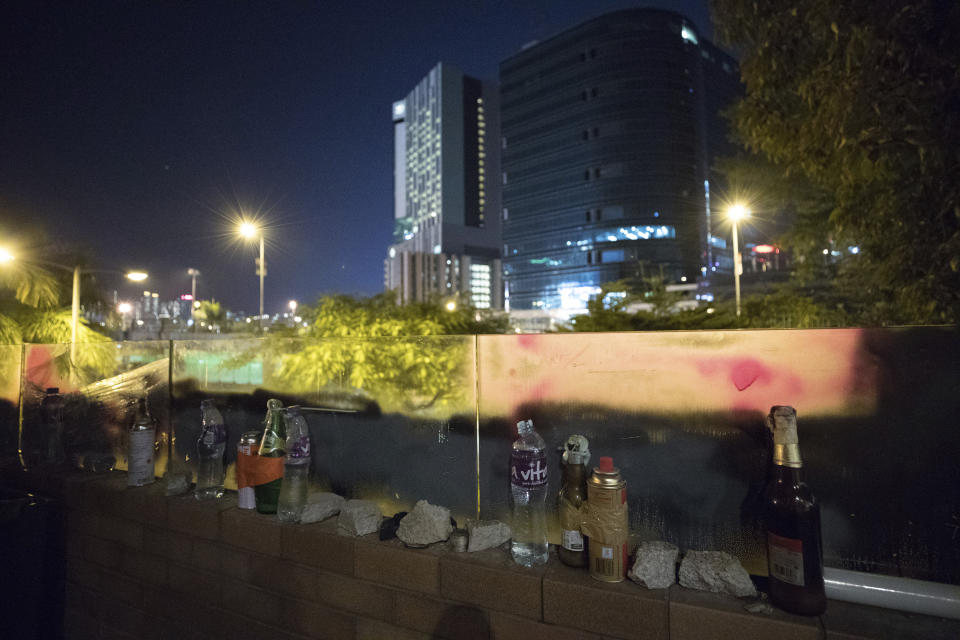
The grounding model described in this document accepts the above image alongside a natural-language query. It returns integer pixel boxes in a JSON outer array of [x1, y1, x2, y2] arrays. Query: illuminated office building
[[500, 9, 740, 312], [385, 62, 503, 309]]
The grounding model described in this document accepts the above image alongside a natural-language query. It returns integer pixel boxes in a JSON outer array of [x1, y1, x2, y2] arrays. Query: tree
[[0, 223, 114, 380], [567, 276, 691, 331], [712, 0, 960, 323], [193, 300, 226, 329], [568, 274, 846, 332], [264, 293, 507, 413]]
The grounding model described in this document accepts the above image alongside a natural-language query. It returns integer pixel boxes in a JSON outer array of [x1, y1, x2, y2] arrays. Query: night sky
[[1, 1, 712, 315]]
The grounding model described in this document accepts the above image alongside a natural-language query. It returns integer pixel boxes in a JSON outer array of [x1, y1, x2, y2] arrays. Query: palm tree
[[0, 228, 114, 378]]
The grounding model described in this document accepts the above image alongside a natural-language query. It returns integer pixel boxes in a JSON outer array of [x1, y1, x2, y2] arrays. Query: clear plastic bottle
[[195, 399, 226, 500], [509, 419, 549, 566], [277, 406, 311, 523]]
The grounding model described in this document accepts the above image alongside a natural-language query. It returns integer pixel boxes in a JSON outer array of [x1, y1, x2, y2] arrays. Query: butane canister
[[585, 456, 628, 582], [236, 431, 260, 509]]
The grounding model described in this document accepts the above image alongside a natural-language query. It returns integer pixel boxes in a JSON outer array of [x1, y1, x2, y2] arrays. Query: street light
[[187, 268, 200, 328], [727, 204, 751, 318], [187, 268, 200, 299], [239, 222, 265, 329], [0, 250, 147, 359]]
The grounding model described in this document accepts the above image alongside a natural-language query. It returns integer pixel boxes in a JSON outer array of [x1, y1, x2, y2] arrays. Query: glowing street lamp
[[445, 300, 457, 312], [238, 221, 265, 328], [0, 248, 14, 263], [727, 204, 751, 318]]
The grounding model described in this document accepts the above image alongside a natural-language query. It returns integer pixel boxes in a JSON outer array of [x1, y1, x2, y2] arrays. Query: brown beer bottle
[[558, 435, 590, 567], [763, 406, 827, 615]]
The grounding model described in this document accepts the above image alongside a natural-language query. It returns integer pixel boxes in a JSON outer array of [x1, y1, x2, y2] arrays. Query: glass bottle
[[558, 435, 590, 567], [40, 387, 65, 467], [763, 405, 827, 615], [255, 399, 286, 514]]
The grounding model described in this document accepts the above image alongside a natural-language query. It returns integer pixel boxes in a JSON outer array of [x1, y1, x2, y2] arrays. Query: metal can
[[128, 397, 156, 487], [236, 431, 260, 509], [586, 456, 629, 582]]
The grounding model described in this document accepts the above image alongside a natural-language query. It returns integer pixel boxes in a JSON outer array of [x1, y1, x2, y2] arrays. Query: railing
[[3, 327, 959, 589]]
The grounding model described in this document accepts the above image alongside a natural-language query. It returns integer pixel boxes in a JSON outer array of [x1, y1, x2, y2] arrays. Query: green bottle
[[255, 399, 286, 514]]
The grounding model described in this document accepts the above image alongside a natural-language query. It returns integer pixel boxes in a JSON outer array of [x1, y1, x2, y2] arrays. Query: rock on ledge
[[301, 492, 345, 524], [397, 500, 453, 546], [466, 519, 511, 552], [628, 541, 679, 589], [337, 500, 382, 537], [679, 550, 757, 598]]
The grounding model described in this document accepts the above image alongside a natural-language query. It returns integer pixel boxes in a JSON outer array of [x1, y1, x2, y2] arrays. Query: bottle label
[[510, 450, 547, 488], [202, 424, 226, 445], [562, 529, 584, 551], [288, 434, 310, 459], [590, 542, 628, 582], [128, 428, 155, 486], [768, 532, 805, 586]]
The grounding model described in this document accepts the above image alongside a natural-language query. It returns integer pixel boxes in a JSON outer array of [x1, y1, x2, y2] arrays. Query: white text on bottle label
[[562, 529, 584, 551], [768, 532, 805, 586], [510, 450, 547, 488]]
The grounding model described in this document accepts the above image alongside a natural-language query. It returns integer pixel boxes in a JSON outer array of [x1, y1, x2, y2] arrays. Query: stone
[[679, 550, 758, 598], [744, 601, 775, 615], [379, 512, 407, 541], [164, 472, 190, 496], [300, 492, 345, 524], [465, 519, 511, 552], [628, 540, 679, 589], [396, 500, 453, 546], [336, 499, 382, 537]]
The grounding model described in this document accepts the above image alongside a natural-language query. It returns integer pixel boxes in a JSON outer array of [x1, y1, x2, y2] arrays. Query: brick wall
[[6, 469, 959, 640]]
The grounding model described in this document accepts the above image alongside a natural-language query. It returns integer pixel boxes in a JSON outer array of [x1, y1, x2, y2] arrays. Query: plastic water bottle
[[195, 399, 226, 500], [510, 419, 549, 566], [277, 407, 311, 522]]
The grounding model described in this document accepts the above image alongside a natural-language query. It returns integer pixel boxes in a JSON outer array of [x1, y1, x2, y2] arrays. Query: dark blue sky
[[1, 1, 713, 315]]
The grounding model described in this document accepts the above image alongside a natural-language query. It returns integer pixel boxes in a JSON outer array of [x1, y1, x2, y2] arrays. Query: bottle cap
[[562, 435, 590, 466], [46, 387, 59, 394], [598, 456, 614, 472], [516, 419, 533, 435], [767, 405, 799, 445]]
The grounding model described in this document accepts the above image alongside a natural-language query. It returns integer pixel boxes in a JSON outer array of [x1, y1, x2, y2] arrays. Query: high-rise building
[[500, 9, 740, 312], [385, 62, 503, 309]]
